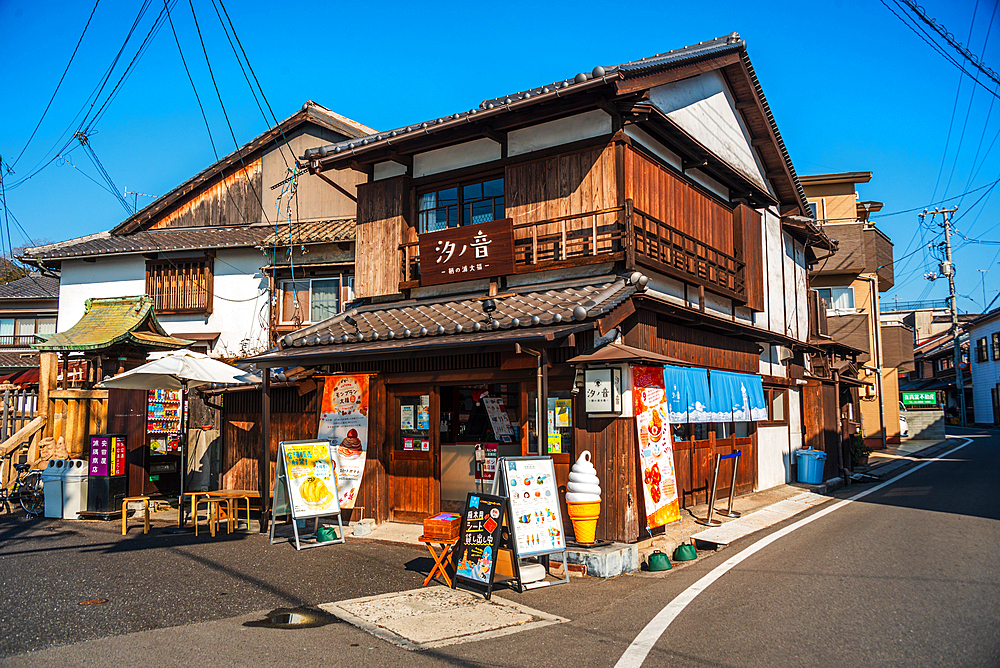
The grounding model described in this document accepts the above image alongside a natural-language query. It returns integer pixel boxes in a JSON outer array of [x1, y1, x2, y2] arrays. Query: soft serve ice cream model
[[566, 450, 602, 544]]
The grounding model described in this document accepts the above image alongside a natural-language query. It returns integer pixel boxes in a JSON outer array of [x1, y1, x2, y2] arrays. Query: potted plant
[[849, 434, 872, 467]]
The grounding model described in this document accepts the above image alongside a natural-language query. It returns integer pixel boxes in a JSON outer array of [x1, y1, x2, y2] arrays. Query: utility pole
[[922, 206, 966, 426]]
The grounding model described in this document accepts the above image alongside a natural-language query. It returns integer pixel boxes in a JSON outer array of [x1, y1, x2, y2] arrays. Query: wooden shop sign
[[418, 218, 515, 287]]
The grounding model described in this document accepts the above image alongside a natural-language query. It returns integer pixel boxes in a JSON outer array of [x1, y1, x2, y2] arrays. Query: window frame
[[416, 174, 505, 234], [145, 256, 214, 316], [0, 315, 57, 346], [277, 273, 355, 326], [992, 332, 1000, 361], [976, 337, 989, 363], [760, 386, 789, 426], [816, 286, 855, 312]]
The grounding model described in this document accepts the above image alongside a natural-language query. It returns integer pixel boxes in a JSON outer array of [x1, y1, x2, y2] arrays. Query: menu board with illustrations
[[492, 456, 569, 591], [453, 493, 508, 599], [270, 439, 345, 550]]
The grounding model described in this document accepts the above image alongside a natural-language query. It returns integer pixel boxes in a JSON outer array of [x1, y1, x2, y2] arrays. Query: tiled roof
[[260, 219, 356, 247], [279, 274, 639, 351], [34, 295, 192, 352], [303, 35, 744, 162], [0, 275, 58, 299], [22, 225, 273, 261], [0, 351, 39, 369]]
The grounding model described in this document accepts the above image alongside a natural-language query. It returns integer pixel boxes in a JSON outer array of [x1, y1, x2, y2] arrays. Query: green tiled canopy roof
[[33, 295, 193, 352]]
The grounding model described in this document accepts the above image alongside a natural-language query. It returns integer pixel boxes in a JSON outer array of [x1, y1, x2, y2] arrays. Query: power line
[[7, 0, 101, 172], [187, 0, 270, 225]]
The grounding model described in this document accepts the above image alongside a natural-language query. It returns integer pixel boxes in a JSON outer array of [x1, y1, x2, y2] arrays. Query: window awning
[[709, 370, 767, 422], [663, 365, 712, 424]]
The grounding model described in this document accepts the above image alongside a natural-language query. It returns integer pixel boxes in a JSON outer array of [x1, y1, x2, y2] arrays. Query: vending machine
[[144, 389, 184, 496]]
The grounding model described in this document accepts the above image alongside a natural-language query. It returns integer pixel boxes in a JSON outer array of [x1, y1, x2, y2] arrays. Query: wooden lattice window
[[146, 257, 214, 315]]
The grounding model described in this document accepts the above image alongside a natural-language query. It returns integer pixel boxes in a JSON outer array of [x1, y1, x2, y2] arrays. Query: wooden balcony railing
[[631, 206, 745, 302], [399, 200, 746, 304], [0, 335, 39, 348]]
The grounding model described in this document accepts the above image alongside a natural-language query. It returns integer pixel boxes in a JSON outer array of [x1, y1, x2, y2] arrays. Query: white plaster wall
[[649, 71, 771, 193], [374, 161, 407, 181], [685, 168, 730, 201], [58, 256, 147, 330], [794, 238, 808, 342], [413, 138, 501, 178], [782, 233, 799, 341], [55, 248, 269, 358], [969, 318, 1000, 422], [764, 210, 785, 333], [623, 126, 683, 170], [757, 424, 792, 490], [508, 110, 611, 157]]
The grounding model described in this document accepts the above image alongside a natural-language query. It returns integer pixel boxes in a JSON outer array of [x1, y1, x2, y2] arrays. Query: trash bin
[[796, 448, 827, 485], [62, 459, 90, 520], [42, 459, 66, 519]]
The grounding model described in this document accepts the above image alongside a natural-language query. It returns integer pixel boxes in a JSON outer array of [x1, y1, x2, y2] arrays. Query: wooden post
[[624, 199, 635, 270], [259, 370, 271, 532], [39, 352, 57, 438]]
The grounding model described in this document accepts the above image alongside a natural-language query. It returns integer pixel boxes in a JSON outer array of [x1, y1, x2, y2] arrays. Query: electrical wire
[[186, 0, 270, 225], [6, 0, 101, 172]]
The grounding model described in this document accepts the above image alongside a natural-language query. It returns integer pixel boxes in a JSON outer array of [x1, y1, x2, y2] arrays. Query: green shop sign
[[901, 391, 937, 406]]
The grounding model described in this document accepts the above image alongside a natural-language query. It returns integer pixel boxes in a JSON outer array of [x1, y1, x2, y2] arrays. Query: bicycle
[[0, 452, 44, 516]]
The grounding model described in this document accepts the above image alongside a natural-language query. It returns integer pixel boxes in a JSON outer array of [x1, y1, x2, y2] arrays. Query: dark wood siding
[[505, 144, 619, 256], [150, 159, 263, 229], [576, 414, 640, 543], [356, 175, 408, 298], [624, 309, 760, 373], [107, 388, 148, 496], [624, 147, 734, 255], [734, 204, 764, 311]]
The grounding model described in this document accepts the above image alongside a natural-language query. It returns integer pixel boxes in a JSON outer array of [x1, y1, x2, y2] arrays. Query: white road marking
[[614, 437, 976, 668]]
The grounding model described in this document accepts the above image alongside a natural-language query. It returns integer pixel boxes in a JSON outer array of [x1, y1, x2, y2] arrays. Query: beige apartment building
[[803, 172, 911, 448]]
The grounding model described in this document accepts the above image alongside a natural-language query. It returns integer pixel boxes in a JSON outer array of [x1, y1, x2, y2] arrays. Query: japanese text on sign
[[418, 218, 515, 287]]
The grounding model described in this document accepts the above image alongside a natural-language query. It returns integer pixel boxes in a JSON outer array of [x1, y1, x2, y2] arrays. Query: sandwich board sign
[[492, 456, 569, 591], [270, 439, 345, 550], [452, 493, 507, 600]]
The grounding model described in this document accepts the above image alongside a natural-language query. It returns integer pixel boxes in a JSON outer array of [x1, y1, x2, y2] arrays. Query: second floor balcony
[[400, 199, 748, 304]]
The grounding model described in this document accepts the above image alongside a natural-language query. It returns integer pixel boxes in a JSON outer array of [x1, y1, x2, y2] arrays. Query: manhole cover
[[79, 599, 109, 606]]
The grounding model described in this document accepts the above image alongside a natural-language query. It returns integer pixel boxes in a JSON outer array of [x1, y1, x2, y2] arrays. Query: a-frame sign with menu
[[492, 456, 569, 591]]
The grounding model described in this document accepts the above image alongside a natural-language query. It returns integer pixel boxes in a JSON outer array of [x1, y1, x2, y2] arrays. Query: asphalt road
[[1, 429, 997, 667]]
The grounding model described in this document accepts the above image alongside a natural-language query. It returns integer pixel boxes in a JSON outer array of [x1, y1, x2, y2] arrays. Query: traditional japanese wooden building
[[248, 34, 836, 543]]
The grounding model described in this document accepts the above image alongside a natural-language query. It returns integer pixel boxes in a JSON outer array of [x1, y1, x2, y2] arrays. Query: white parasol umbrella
[[101, 349, 259, 390], [101, 350, 260, 529]]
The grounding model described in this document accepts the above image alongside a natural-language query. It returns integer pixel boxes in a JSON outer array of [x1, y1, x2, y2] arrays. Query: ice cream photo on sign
[[566, 450, 601, 544]]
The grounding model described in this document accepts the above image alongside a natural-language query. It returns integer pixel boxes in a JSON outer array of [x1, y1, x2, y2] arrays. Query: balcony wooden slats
[[145, 258, 213, 315], [632, 207, 744, 301]]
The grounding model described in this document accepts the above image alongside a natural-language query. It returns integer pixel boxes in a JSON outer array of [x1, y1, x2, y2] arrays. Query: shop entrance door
[[388, 387, 438, 523]]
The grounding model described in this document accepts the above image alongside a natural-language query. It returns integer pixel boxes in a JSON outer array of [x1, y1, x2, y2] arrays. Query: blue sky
[[2, 0, 997, 312]]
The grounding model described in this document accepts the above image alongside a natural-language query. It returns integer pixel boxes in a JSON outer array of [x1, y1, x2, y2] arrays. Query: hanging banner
[[632, 366, 682, 528], [318, 375, 370, 508], [482, 395, 514, 443]]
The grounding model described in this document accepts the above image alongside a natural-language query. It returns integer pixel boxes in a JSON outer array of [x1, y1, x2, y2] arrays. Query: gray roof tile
[[23, 225, 273, 261], [280, 274, 637, 350], [0, 275, 58, 299]]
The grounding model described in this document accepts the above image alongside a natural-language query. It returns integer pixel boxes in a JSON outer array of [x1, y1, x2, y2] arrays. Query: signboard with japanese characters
[[418, 218, 515, 286], [585, 367, 623, 414], [901, 391, 938, 406]]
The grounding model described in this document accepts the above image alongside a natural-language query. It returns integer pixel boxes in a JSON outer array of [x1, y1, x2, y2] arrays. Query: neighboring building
[[0, 274, 58, 386], [19, 102, 374, 358], [802, 171, 905, 448], [900, 329, 970, 423], [247, 34, 836, 541], [965, 310, 1000, 424]]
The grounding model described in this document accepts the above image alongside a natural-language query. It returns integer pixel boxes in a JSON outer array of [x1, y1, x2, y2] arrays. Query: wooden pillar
[[259, 370, 271, 532], [540, 349, 549, 454], [39, 352, 57, 438]]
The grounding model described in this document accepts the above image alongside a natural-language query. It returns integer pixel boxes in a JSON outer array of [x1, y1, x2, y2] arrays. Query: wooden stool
[[194, 496, 228, 537], [121, 496, 151, 536], [419, 535, 458, 587], [182, 491, 204, 528]]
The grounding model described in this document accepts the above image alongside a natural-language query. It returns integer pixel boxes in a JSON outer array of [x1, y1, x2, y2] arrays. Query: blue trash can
[[796, 449, 827, 485]]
